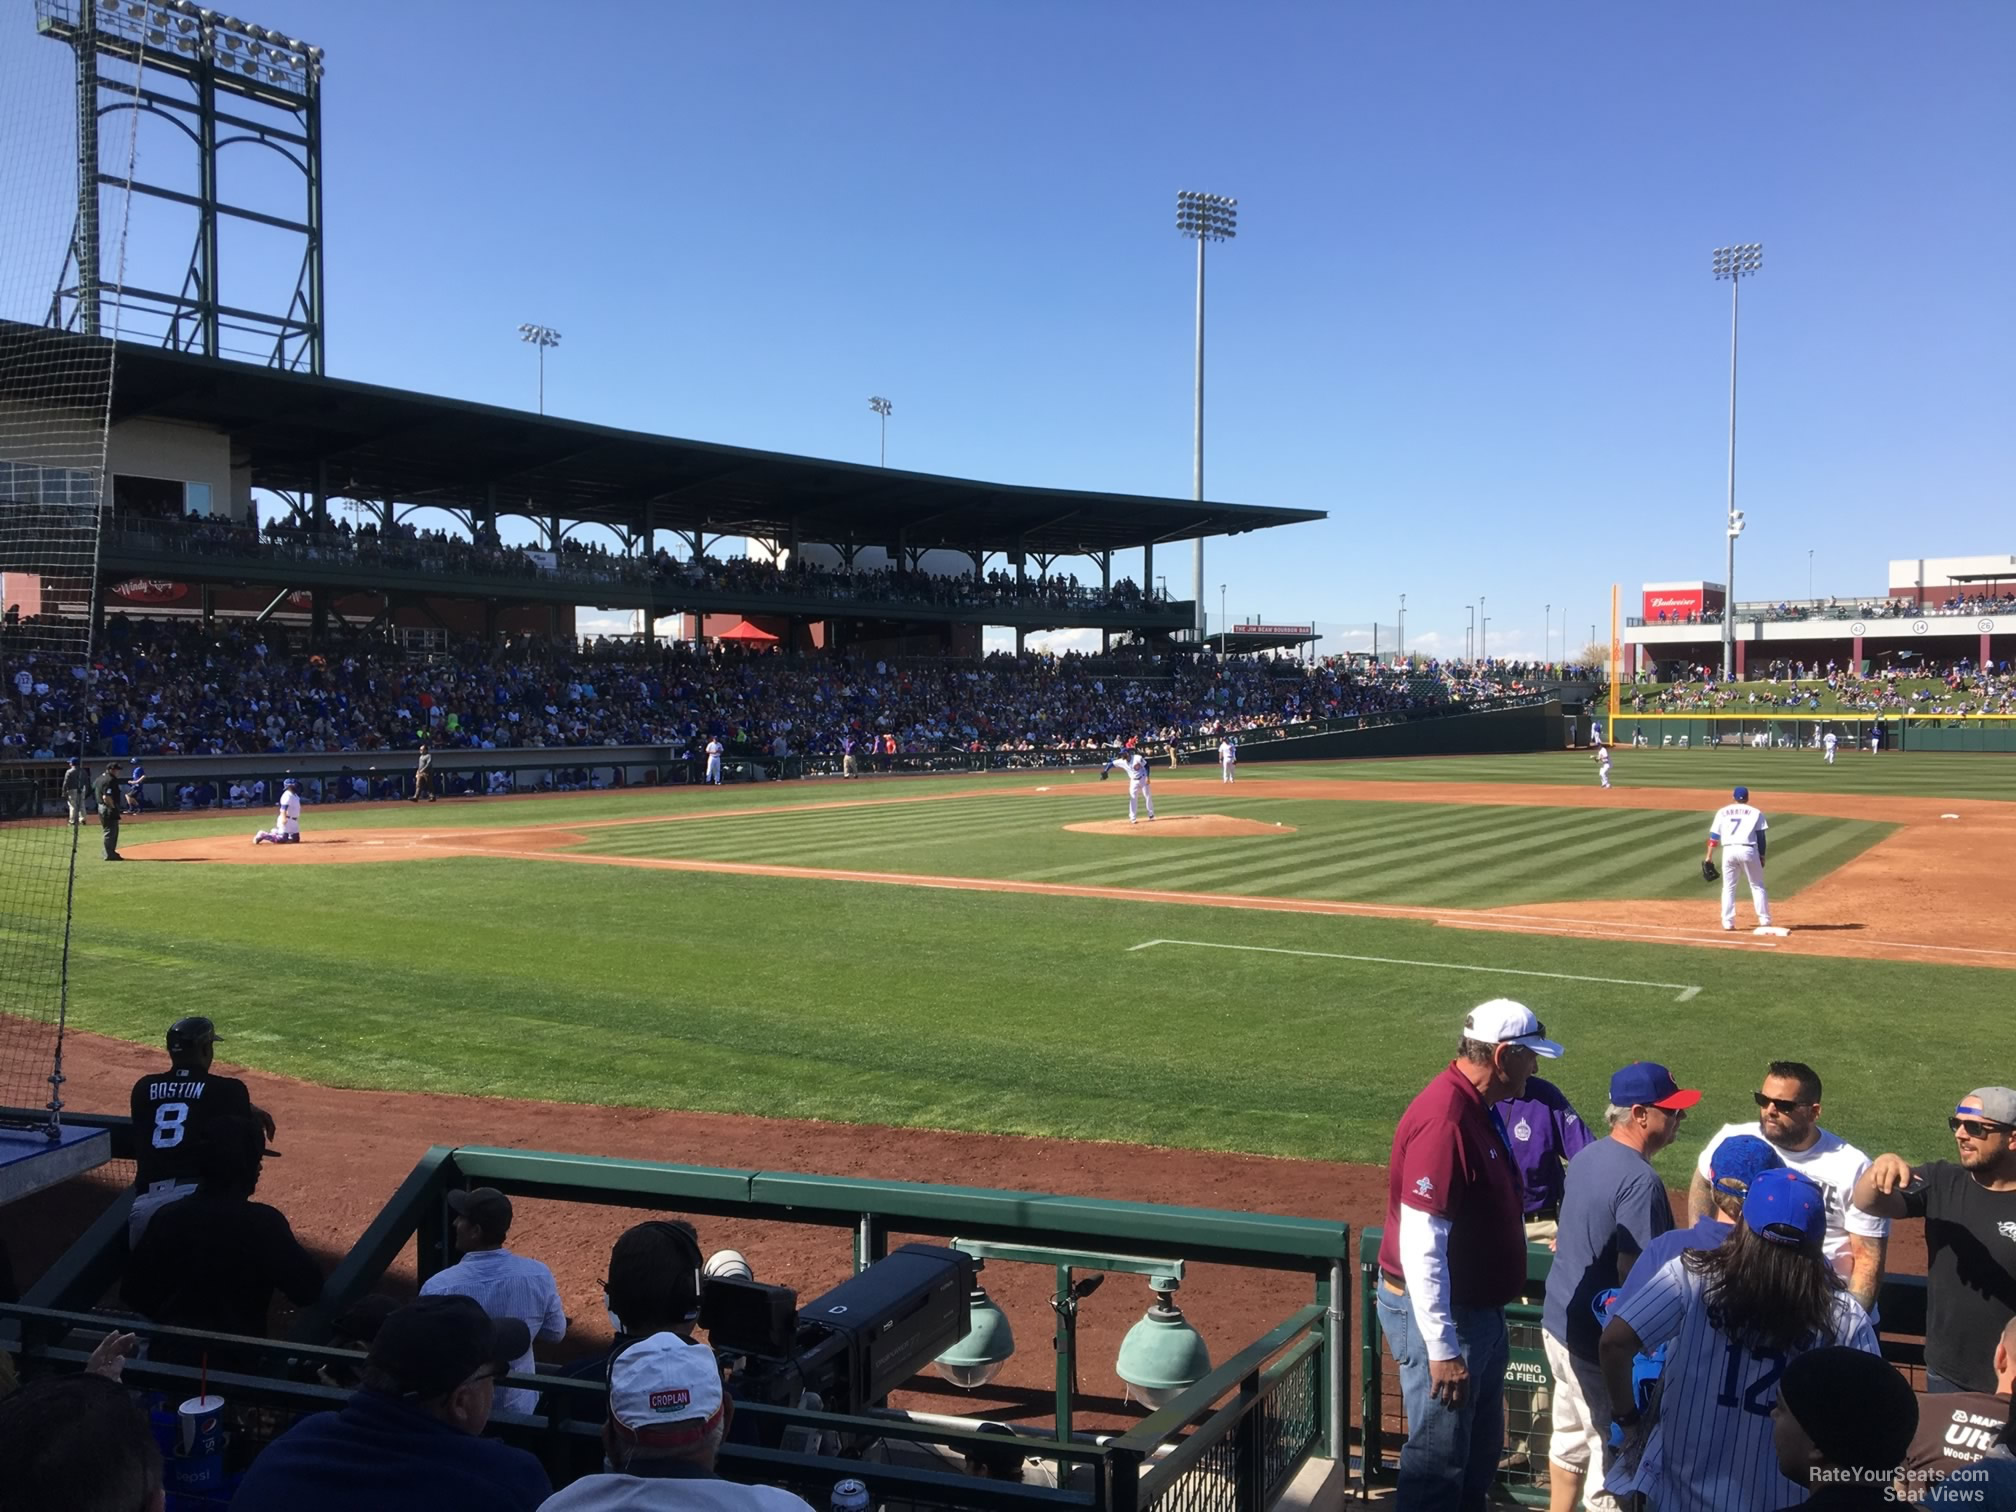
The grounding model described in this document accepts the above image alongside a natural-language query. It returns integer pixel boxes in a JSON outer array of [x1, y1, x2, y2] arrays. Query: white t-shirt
[[540, 1474, 815, 1512], [1606, 1253, 1877, 1512], [1693, 1122, 1887, 1279], [1708, 803, 1767, 848]]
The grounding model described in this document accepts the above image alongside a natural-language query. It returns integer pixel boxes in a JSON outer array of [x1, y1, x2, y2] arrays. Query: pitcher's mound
[[1064, 814, 1294, 838]]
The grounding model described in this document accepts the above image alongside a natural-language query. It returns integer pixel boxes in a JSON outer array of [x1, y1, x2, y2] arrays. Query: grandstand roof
[[1, 321, 1324, 556]]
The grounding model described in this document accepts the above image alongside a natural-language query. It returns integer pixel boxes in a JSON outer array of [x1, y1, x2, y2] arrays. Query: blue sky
[[4, 1, 2011, 659]]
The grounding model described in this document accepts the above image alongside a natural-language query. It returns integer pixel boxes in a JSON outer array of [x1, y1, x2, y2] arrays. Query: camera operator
[[541, 1220, 709, 1418]]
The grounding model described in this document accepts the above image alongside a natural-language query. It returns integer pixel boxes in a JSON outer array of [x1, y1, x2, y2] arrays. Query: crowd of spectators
[[1648, 591, 2016, 627], [1629, 660, 2016, 718], [1, 616, 1526, 765], [105, 509, 1179, 615]]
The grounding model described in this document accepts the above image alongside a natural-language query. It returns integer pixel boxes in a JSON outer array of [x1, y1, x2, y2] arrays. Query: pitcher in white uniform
[[1706, 784, 1770, 931], [1107, 751, 1155, 824], [1218, 737, 1236, 783], [254, 778, 302, 844]]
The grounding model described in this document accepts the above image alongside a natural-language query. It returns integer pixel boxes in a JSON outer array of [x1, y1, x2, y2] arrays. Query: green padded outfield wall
[[1236, 701, 1564, 762]]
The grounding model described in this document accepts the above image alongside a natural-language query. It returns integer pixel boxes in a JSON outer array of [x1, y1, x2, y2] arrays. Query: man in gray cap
[[1854, 1086, 2016, 1393]]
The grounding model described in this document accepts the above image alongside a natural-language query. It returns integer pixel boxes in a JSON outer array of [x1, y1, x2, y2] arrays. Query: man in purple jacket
[[1498, 1074, 1595, 1243]]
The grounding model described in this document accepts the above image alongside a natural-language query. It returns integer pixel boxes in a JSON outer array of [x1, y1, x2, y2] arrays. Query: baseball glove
[[1701, 858, 1719, 883], [1098, 765, 1111, 781]]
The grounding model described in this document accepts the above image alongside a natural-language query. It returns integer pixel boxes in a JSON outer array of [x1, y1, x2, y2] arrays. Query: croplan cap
[[1958, 1088, 2016, 1126], [608, 1334, 725, 1447], [1461, 1000, 1563, 1058]]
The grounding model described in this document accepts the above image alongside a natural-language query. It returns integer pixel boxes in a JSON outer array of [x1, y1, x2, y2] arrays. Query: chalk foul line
[[1127, 938, 1703, 1002]]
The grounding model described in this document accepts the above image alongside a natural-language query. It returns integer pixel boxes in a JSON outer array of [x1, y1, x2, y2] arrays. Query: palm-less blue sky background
[[3, 1, 2011, 658]]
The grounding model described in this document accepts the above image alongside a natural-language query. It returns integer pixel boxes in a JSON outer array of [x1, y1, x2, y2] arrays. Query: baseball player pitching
[[254, 777, 303, 845], [1704, 784, 1770, 931], [1101, 749, 1156, 824], [1218, 736, 1237, 784], [1592, 741, 1612, 789], [704, 737, 724, 785]]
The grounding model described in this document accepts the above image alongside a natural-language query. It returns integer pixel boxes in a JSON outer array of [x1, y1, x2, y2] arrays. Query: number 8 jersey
[[1604, 1252, 1876, 1512], [129, 1065, 255, 1187]]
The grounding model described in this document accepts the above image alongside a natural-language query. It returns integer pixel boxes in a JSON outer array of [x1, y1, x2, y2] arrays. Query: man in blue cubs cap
[[1705, 784, 1771, 931], [1543, 1063, 1699, 1510]]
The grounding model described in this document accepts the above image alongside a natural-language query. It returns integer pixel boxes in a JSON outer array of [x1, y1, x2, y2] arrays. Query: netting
[[0, 0, 142, 1128]]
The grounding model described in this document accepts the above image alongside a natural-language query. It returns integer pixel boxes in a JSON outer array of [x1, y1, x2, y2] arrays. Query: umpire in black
[[91, 759, 125, 860]]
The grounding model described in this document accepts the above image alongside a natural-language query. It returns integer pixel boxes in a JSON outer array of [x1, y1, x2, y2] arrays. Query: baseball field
[[33, 748, 2016, 1176]]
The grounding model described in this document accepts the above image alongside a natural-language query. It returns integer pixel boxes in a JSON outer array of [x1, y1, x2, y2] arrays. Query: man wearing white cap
[[1375, 1000, 1564, 1512], [1854, 1085, 2016, 1395], [539, 1333, 815, 1511]]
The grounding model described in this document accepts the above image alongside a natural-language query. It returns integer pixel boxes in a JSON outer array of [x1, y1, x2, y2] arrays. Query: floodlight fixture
[[518, 323, 562, 414], [1710, 242, 1764, 678], [868, 395, 893, 466], [1175, 188, 1241, 641]]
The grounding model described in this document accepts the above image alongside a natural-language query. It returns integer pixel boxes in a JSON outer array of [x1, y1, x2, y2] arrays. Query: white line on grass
[[1127, 938, 1704, 1002]]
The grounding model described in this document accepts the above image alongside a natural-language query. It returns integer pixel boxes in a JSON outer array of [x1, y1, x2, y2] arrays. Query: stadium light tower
[[1176, 190, 1237, 641], [869, 395, 893, 466], [1398, 593, 1405, 661], [518, 323, 561, 414], [1713, 243, 1762, 680]]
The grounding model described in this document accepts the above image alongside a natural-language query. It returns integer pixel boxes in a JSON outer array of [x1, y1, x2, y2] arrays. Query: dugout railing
[[1356, 1227, 1931, 1505], [4, 1133, 1353, 1512]]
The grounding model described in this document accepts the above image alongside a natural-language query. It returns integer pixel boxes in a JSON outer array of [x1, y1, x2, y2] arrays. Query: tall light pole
[[1466, 605, 1474, 661], [1219, 583, 1227, 658], [1177, 190, 1237, 642], [1479, 595, 1487, 661], [1544, 603, 1551, 666], [1398, 593, 1406, 663], [1713, 243, 1762, 679], [868, 396, 893, 466], [1808, 548, 1815, 600], [517, 323, 561, 414]]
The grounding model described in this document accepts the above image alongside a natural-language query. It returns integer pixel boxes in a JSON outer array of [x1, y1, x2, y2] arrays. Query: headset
[[604, 1219, 705, 1327]]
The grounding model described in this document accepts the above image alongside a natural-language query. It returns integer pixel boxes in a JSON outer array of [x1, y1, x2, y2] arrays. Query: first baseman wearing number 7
[[127, 1016, 278, 1245]]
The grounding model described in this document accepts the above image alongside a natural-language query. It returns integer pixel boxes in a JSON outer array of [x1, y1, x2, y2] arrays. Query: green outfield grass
[[562, 792, 1891, 909], [21, 754, 2004, 1177], [1235, 749, 2016, 800]]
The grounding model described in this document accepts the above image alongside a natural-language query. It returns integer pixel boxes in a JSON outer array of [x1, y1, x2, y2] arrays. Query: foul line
[[1127, 938, 1704, 1002]]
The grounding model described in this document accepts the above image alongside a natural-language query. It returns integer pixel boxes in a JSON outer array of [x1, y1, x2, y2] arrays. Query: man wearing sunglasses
[[1854, 1087, 2016, 1395], [1687, 1060, 1888, 1310]]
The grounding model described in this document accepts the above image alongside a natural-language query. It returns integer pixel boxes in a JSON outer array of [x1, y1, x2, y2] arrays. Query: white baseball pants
[[1721, 844, 1770, 928], [1129, 785, 1154, 823]]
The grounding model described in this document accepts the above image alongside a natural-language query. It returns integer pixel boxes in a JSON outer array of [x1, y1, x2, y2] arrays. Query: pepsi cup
[[176, 1394, 226, 1458]]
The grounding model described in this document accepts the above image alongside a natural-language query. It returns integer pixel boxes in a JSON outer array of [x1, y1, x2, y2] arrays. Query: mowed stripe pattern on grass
[[563, 792, 1895, 908]]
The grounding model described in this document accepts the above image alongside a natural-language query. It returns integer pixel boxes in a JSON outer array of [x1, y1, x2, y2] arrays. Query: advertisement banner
[[1229, 624, 1314, 637], [1642, 589, 1705, 621], [522, 549, 558, 574]]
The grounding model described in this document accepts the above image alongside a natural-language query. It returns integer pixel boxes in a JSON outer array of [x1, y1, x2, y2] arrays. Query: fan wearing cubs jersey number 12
[[1599, 1169, 1878, 1512], [127, 1016, 278, 1245]]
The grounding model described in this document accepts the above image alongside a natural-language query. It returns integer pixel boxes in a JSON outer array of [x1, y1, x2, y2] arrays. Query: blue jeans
[[1376, 1286, 1509, 1512]]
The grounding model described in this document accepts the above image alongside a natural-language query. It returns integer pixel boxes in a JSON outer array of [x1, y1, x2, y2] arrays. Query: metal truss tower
[[35, 0, 327, 373]]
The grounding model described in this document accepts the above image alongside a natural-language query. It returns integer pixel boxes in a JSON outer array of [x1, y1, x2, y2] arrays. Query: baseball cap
[[1732, 786, 1749, 801], [367, 1295, 531, 1398], [1744, 1168, 1827, 1250], [1461, 999, 1563, 1058], [283, 777, 297, 789], [1609, 1063, 1702, 1111], [447, 1186, 514, 1239], [1709, 1133, 1783, 1196], [607, 1333, 726, 1448], [1956, 1087, 2016, 1127], [1777, 1347, 1918, 1473]]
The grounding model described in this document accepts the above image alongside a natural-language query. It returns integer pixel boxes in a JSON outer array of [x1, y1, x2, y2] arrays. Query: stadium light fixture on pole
[[1544, 603, 1550, 666], [518, 323, 561, 415], [1466, 605, 1474, 661], [1809, 548, 1814, 600], [1713, 242, 1762, 680], [1398, 593, 1405, 662], [1479, 595, 1486, 661], [1177, 190, 1237, 642], [869, 395, 893, 467], [1219, 583, 1227, 658]]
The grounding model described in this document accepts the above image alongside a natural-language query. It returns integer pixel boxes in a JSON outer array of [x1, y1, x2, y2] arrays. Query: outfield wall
[[1232, 701, 1564, 762], [1609, 716, 2016, 752]]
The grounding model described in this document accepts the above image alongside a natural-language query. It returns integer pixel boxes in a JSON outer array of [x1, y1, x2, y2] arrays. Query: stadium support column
[[1735, 634, 1746, 678], [1983, 631, 1993, 673], [1100, 551, 1111, 655], [1852, 631, 1864, 674]]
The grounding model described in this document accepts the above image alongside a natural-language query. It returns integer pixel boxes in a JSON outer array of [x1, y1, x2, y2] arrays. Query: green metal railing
[[10, 1138, 1352, 1512]]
